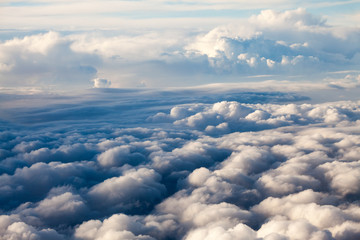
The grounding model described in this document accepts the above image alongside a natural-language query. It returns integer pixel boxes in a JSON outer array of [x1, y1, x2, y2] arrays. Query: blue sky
[[1, 0, 359, 28]]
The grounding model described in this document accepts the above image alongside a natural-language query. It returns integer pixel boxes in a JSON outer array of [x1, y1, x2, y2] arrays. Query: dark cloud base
[[0, 89, 359, 239]]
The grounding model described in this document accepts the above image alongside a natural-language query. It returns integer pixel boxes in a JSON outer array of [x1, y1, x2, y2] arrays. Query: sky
[[0, 1, 360, 240]]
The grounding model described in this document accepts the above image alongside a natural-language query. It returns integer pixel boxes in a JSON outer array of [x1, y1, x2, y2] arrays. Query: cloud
[[257, 217, 334, 240], [92, 78, 111, 88], [152, 100, 360, 136], [74, 213, 160, 240], [87, 168, 167, 214], [185, 8, 360, 75], [13, 186, 89, 227], [185, 223, 257, 240], [1, 2, 360, 238], [1, 8, 360, 88], [318, 160, 360, 197], [97, 145, 146, 167], [69, 32, 181, 62], [0, 161, 99, 210], [249, 8, 326, 28], [0, 87, 360, 239], [0, 215, 64, 240], [0, 31, 99, 89], [2, 0, 360, 32]]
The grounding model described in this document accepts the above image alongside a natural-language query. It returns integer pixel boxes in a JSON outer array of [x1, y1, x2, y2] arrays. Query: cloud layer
[[1, 8, 359, 89], [0, 87, 359, 239]]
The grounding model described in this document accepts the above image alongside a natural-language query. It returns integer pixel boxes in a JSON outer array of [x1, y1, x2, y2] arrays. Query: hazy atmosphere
[[0, 1, 360, 239]]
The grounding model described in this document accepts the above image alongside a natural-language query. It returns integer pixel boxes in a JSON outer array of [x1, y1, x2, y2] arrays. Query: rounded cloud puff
[[87, 168, 166, 214], [0, 215, 64, 240], [92, 78, 111, 88]]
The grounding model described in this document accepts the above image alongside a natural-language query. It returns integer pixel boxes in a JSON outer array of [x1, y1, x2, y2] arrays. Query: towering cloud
[[185, 8, 360, 75]]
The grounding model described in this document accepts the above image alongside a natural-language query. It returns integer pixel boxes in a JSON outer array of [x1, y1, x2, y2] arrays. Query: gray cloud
[[87, 168, 167, 215], [0, 215, 64, 240]]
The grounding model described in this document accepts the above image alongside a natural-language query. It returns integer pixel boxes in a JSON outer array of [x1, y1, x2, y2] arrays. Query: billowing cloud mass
[[185, 8, 360, 74], [0, 8, 359, 88], [0, 86, 359, 239], [0, 31, 99, 89]]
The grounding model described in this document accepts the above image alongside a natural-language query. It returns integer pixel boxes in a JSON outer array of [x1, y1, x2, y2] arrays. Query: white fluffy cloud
[[74, 214, 156, 240], [185, 223, 257, 240], [153, 100, 360, 135], [0, 32, 99, 89], [185, 8, 360, 74]]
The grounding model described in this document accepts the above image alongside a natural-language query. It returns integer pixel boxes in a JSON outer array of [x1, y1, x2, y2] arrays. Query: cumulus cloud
[[87, 168, 167, 215], [0, 215, 64, 240], [257, 217, 334, 240], [74, 214, 156, 240], [92, 78, 111, 88], [12, 186, 89, 228], [185, 8, 360, 75], [97, 145, 146, 167], [152, 100, 360, 136], [0, 32, 99, 89], [185, 223, 257, 240]]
